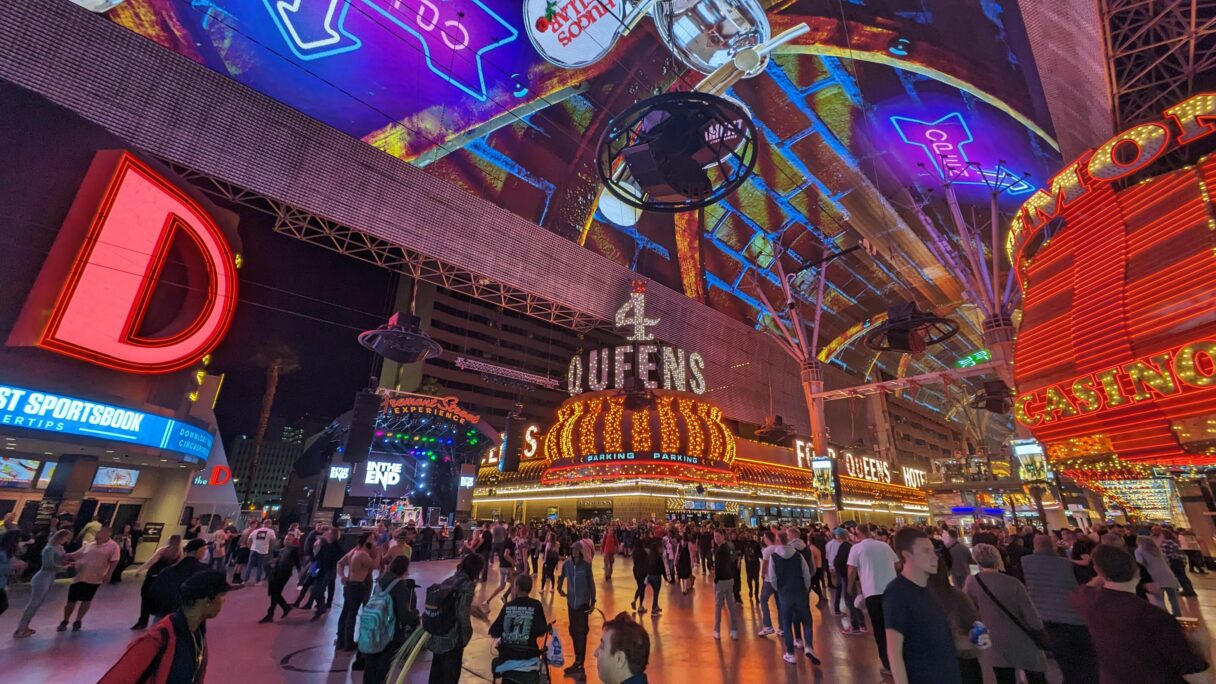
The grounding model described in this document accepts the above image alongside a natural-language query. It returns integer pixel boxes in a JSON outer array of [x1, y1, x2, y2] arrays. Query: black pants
[[811, 568, 826, 600], [633, 575, 647, 606], [416, 543, 430, 562], [1185, 550, 1207, 574], [732, 569, 742, 604], [1169, 557, 1197, 595], [542, 560, 557, 590], [135, 573, 159, 626], [864, 595, 889, 670], [267, 579, 292, 616], [745, 563, 760, 597], [700, 547, 713, 572], [365, 639, 404, 684], [337, 580, 370, 649], [429, 644, 464, 684], [1045, 621, 1098, 684], [958, 657, 983, 684], [994, 667, 1045, 684], [568, 605, 590, 666], [0, 587, 8, 617]]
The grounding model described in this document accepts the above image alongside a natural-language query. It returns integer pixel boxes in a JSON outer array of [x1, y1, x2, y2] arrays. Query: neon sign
[[1007, 92, 1216, 268], [567, 280, 707, 395], [0, 383, 213, 463], [10, 151, 238, 374], [329, 465, 351, 481], [525, 0, 628, 68], [263, 0, 519, 101], [890, 112, 1034, 195], [382, 394, 480, 425], [956, 349, 992, 368], [1015, 339, 1216, 427]]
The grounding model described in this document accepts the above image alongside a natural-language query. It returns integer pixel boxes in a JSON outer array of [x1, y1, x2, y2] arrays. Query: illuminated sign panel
[[1011, 93, 1216, 466], [0, 383, 213, 463], [92, 467, 140, 493], [891, 113, 1033, 195], [329, 465, 351, 481], [382, 394, 480, 425], [956, 349, 992, 368], [567, 281, 707, 395], [9, 151, 238, 374], [349, 456, 412, 498], [0, 458, 40, 489]]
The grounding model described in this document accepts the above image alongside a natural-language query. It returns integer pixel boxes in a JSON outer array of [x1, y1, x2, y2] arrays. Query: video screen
[[0, 457, 40, 489], [92, 467, 141, 494]]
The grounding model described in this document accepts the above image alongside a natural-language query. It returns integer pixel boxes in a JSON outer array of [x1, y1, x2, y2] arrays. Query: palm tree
[[241, 342, 301, 508]]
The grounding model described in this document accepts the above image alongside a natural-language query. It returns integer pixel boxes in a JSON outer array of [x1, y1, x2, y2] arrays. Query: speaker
[[973, 380, 1013, 414], [344, 390, 382, 463]]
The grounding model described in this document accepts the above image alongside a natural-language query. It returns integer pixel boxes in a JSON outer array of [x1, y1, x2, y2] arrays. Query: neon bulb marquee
[[1011, 93, 1216, 467], [9, 151, 238, 374]]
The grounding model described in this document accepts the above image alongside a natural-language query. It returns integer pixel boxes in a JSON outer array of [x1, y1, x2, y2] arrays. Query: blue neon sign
[[0, 383, 213, 463], [889, 112, 1035, 195]]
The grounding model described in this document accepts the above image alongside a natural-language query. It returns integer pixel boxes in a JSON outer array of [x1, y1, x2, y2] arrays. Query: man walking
[[244, 519, 277, 584], [712, 530, 742, 640], [848, 523, 898, 674], [1021, 534, 1097, 683], [757, 530, 781, 636], [884, 528, 961, 684], [558, 544, 596, 678], [946, 529, 973, 588], [770, 530, 819, 665], [59, 526, 120, 632]]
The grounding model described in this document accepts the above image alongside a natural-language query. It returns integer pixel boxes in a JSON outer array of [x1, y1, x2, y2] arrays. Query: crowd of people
[[0, 510, 1212, 683]]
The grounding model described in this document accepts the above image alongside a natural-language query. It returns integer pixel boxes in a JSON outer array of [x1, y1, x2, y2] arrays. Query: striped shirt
[[1021, 550, 1085, 626]]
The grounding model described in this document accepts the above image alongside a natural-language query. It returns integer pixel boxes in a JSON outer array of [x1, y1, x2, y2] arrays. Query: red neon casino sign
[[1011, 93, 1216, 466], [9, 151, 238, 373]]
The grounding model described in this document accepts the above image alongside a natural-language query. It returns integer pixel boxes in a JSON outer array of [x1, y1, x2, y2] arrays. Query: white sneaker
[[729, 630, 738, 640], [793, 638, 804, 648], [783, 653, 797, 664], [713, 630, 720, 640], [757, 627, 775, 636]]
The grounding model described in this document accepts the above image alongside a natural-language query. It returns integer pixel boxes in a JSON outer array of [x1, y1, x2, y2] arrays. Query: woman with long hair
[[928, 555, 985, 684], [601, 523, 618, 580], [13, 528, 71, 638], [1135, 535, 1183, 616], [540, 532, 560, 594], [676, 533, 694, 594], [131, 534, 182, 630], [630, 535, 650, 613]]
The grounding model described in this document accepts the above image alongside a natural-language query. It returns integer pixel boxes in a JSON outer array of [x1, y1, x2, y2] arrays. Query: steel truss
[[1101, 0, 1216, 128], [172, 166, 604, 332]]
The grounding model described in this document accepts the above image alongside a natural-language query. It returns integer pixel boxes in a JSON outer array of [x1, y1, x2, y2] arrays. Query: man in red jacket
[[100, 570, 231, 684]]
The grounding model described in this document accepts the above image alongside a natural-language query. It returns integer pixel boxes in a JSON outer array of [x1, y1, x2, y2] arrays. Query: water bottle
[[969, 621, 991, 649]]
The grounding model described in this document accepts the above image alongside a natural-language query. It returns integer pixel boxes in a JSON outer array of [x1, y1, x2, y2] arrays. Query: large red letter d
[[11, 151, 238, 373]]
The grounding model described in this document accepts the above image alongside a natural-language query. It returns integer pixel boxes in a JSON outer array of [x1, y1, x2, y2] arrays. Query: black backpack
[[422, 575, 464, 635]]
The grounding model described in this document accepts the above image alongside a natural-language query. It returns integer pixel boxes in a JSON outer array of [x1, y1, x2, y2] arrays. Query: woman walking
[[631, 538, 650, 613], [677, 533, 694, 594], [14, 529, 71, 637], [963, 544, 1048, 684], [1178, 528, 1208, 575], [1158, 529, 1197, 597], [1135, 535, 1183, 616], [131, 534, 182, 630], [602, 523, 618, 580]]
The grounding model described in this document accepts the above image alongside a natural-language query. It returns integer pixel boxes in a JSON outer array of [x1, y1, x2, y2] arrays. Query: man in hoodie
[[785, 526, 816, 648], [558, 543, 597, 678], [769, 531, 820, 666], [712, 530, 742, 640]]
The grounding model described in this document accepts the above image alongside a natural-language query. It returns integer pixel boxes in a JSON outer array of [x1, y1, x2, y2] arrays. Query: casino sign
[[1011, 93, 1216, 466]]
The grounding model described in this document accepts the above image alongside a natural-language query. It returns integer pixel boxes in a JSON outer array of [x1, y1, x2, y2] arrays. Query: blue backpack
[[358, 578, 403, 654]]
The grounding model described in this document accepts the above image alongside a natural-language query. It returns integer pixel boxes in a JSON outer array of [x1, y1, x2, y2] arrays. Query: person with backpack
[[489, 573, 550, 679], [98, 570, 231, 684], [426, 553, 487, 684], [712, 529, 741, 640], [557, 543, 596, 678], [361, 554, 419, 684]]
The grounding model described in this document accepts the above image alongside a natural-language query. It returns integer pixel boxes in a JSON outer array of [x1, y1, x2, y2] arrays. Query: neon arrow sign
[[263, 0, 519, 101], [889, 112, 1034, 195]]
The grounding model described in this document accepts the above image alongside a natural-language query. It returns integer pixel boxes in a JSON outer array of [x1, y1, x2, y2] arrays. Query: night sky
[[206, 205, 395, 444]]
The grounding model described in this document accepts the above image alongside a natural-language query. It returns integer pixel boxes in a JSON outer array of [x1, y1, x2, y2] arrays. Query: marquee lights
[[541, 389, 737, 485], [567, 281, 707, 395], [11, 151, 238, 374], [1007, 91, 1216, 268]]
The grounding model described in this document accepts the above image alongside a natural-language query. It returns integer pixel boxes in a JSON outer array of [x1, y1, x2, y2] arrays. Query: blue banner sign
[[0, 383, 212, 463]]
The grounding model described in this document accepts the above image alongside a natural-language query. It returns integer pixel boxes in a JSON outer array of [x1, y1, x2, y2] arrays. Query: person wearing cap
[[100, 569, 230, 684], [148, 538, 211, 620]]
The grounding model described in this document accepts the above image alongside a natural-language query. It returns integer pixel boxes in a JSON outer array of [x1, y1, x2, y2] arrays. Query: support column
[[134, 467, 194, 562], [36, 454, 99, 533], [802, 360, 840, 526]]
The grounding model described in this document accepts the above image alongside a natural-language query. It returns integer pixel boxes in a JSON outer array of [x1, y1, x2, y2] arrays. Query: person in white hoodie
[[768, 530, 820, 666]]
